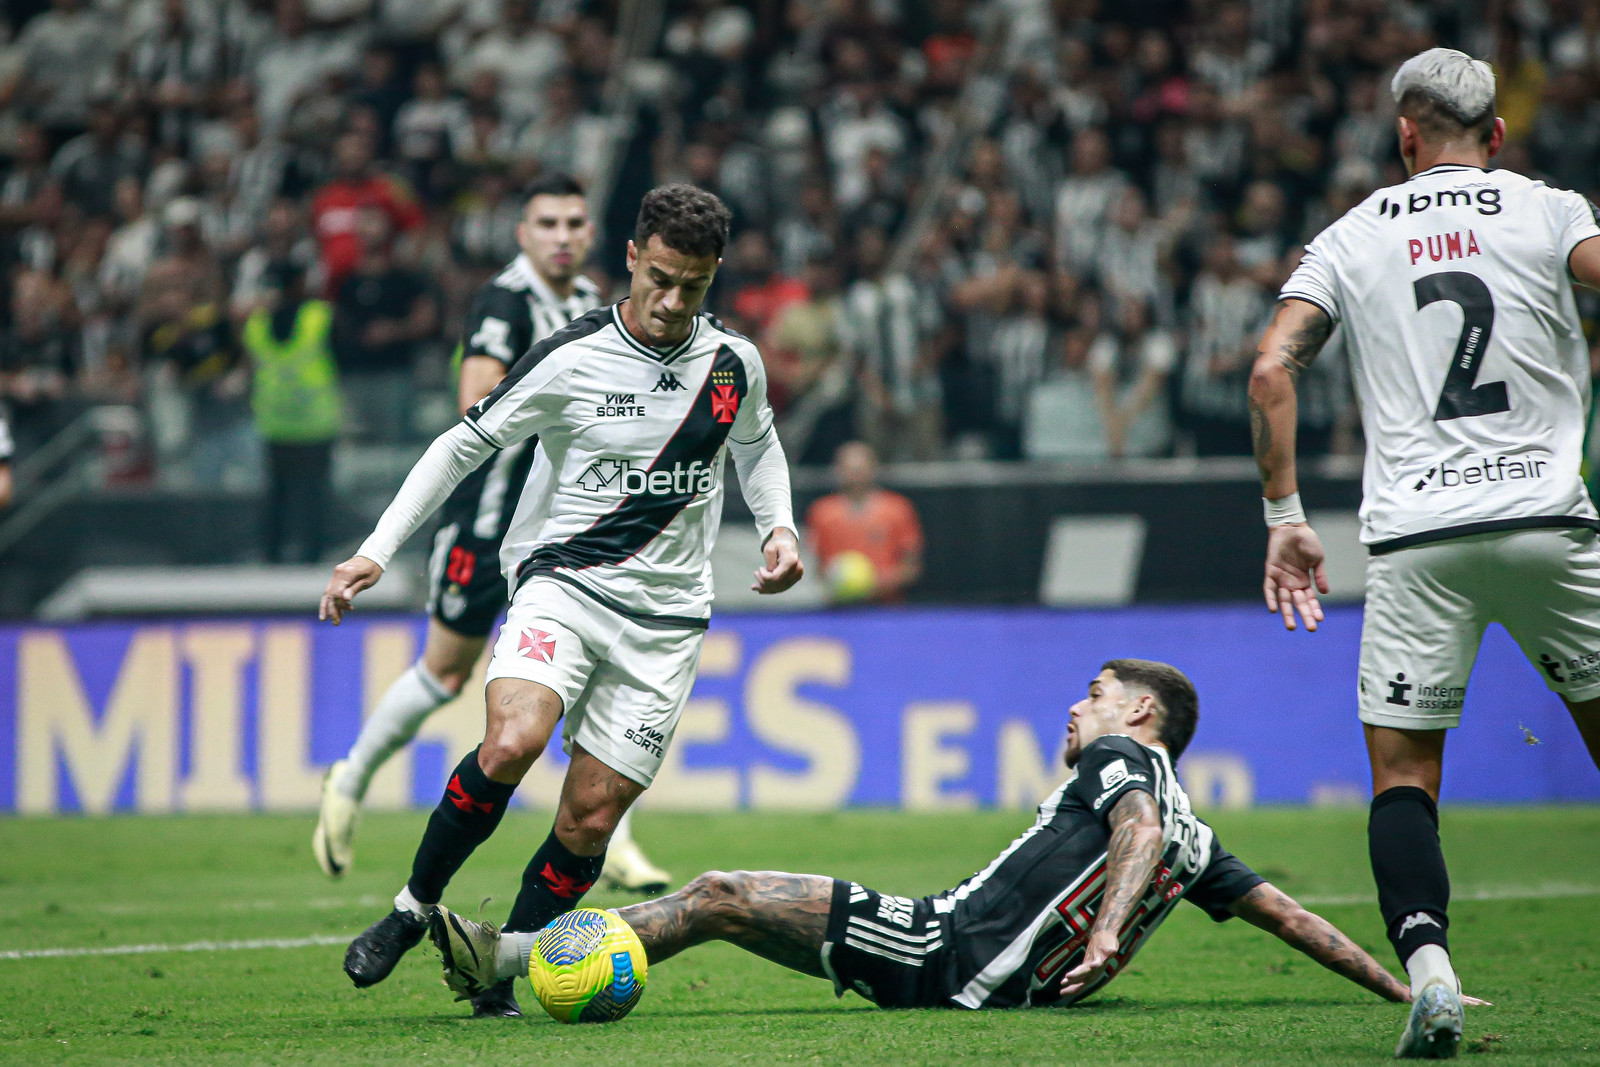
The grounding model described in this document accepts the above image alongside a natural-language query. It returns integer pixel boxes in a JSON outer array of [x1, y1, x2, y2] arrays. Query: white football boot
[[1395, 980, 1464, 1059], [602, 836, 671, 894], [312, 761, 359, 878], [428, 905, 503, 1000]]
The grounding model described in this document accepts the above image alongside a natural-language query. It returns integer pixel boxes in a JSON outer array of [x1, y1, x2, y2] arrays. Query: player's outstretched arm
[[615, 870, 833, 978], [319, 556, 383, 624], [316, 422, 497, 624], [1227, 882, 1409, 1002], [1061, 790, 1165, 996], [1248, 298, 1333, 632]]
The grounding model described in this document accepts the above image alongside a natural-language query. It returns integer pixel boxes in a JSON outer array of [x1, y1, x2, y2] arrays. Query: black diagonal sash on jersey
[[516, 344, 748, 585]]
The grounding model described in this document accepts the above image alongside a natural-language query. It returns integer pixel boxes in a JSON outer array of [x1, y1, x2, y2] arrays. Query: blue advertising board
[[0, 605, 1590, 814]]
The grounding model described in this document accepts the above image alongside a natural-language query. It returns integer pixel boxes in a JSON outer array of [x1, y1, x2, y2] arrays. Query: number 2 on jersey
[[1415, 271, 1509, 421]]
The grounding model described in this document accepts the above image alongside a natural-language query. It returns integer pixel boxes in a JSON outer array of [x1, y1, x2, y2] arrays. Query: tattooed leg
[[615, 870, 834, 978]]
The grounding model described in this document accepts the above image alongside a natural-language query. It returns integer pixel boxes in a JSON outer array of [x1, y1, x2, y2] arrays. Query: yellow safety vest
[[245, 301, 341, 443]]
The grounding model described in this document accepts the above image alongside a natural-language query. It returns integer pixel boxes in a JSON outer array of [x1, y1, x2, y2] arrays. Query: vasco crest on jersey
[[711, 369, 740, 423]]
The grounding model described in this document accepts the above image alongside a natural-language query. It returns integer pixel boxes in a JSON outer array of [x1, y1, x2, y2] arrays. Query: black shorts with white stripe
[[820, 880, 958, 1009], [426, 477, 511, 638]]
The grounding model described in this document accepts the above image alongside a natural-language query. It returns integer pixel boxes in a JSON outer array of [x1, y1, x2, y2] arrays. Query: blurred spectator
[[987, 271, 1052, 458], [393, 62, 470, 201], [332, 208, 436, 441], [233, 199, 319, 317], [1180, 235, 1265, 456], [769, 256, 851, 466], [805, 441, 924, 604], [1053, 127, 1126, 270], [726, 230, 809, 338], [48, 100, 145, 219], [99, 177, 161, 311], [245, 262, 340, 562], [1024, 326, 1107, 461], [2, 0, 116, 133], [311, 131, 424, 294], [250, 0, 364, 136], [839, 227, 942, 463], [0, 268, 78, 455], [1088, 295, 1176, 459]]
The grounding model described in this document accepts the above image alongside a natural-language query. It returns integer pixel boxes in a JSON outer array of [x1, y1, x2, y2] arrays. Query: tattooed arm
[[615, 870, 835, 978], [1248, 298, 1335, 632], [1061, 790, 1164, 996], [1248, 298, 1333, 497], [1227, 882, 1409, 1002]]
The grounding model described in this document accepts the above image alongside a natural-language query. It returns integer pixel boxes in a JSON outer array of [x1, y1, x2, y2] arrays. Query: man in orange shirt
[[804, 441, 923, 603]]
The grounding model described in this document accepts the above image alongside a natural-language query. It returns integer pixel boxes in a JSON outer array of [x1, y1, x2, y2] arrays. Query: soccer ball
[[527, 908, 648, 1024]]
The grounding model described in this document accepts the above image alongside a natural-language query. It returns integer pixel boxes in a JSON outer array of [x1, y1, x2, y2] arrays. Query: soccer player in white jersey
[[319, 184, 803, 1017], [312, 174, 671, 898], [1248, 49, 1600, 1058]]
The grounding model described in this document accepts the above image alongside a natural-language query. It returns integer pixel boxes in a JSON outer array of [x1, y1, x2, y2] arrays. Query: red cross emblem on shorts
[[518, 628, 556, 663], [711, 384, 740, 423]]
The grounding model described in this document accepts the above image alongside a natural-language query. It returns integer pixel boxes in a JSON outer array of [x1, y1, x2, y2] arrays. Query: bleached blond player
[[312, 174, 671, 898], [318, 184, 803, 1018], [1248, 48, 1600, 1059]]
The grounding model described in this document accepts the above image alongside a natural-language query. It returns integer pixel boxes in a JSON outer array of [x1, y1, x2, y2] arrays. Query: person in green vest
[[245, 262, 342, 563]]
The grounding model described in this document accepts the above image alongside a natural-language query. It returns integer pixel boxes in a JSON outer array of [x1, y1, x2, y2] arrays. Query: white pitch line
[[1299, 885, 1600, 907], [0, 933, 352, 962]]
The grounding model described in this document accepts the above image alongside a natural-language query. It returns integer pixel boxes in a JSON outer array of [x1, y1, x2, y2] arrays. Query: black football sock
[[503, 830, 606, 933], [406, 747, 516, 906], [1369, 785, 1451, 966]]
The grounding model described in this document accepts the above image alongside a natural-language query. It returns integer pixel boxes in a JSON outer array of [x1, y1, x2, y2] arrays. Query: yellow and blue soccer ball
[[527, 908, 648, 1024]]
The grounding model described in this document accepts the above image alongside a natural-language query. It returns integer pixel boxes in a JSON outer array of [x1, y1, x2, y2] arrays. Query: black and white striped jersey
[[444, 256, 602, 547], [464, 303, 787, 624], [938, 735, 1262, 1009]]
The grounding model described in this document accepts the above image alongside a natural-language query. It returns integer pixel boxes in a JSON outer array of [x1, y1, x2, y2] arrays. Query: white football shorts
[[1359, 527, 1600, 730], [484, 576, 706, 786]]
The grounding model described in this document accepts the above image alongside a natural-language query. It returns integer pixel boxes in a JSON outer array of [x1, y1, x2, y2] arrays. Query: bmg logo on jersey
[[576, 456, 718, 496], [1377, 186, 1501, 218], [1411, 453, 1550, 492]]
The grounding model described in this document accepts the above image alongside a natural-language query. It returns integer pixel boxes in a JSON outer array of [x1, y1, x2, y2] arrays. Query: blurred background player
[[805, 440, 922, 604], [1249, 48, 1600, 1059], [431, 660, 1430, 1016], [320, 184, 803, 1017], [314, 173, 671, 895]]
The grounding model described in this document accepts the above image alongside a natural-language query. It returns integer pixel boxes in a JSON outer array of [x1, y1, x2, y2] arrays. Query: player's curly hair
[[1102, 659, 1199, 762], [634, 183, 732, 259]]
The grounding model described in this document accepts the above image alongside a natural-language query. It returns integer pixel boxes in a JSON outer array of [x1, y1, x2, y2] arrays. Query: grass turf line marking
[[6, 884, 1598, 962], [0, 934, 354, 961]]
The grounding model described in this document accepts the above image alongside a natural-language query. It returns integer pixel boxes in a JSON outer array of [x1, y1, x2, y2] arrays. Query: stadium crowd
[[0, 0, 1597, 490]]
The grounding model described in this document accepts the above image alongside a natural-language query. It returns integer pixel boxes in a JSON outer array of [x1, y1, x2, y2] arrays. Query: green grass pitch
[[2, 807, 1598, 1064]]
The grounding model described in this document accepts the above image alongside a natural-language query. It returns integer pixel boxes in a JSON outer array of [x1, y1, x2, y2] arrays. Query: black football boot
[[471, 978, 523, 1018], [344, 908, 429, 987]]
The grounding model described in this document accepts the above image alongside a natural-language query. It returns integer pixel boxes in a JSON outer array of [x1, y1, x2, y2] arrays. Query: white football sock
[[612, 805, 636, 846], [1405, 943, 1458, 997], [395, 885, 431, 918], [496, 931, 537, 981], [335, 662, 455, 799]]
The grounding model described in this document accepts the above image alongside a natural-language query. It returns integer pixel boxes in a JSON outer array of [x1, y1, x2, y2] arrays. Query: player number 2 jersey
[[1281, 164, 1600, 550], [465, 305, 779, 623]]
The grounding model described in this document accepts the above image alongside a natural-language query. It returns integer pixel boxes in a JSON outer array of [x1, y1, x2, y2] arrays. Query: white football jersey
[[1282, 163, 1600, 551], [465, 304, 776, 623]]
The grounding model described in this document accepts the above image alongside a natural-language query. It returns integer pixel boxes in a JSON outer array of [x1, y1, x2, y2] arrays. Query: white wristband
[[1263, 492, 1306, 527]]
